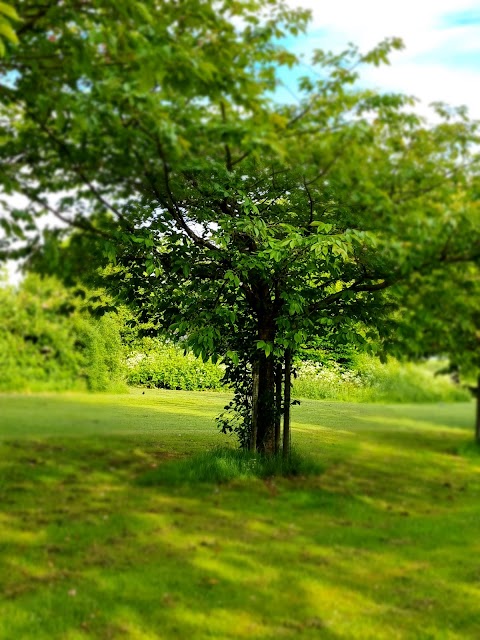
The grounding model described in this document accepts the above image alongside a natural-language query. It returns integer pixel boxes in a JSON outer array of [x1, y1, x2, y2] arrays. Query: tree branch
[[303, 176, 314, 228], [24, 191, 114, 241], [158, 152, 219, 252], [32, 119, 135, 232], [220, 101, 233, 173]]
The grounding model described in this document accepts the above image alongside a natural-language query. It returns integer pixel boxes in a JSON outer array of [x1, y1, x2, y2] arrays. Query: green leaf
[[0, 3, 20, 21], [0, 20, 18, 44], [226, 350, 239, 365]]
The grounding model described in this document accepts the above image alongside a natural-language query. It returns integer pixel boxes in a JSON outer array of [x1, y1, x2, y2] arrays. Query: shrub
[[0, 275, 126, 392], [125, 338, 225, 390], [293, 354, 470, 403]]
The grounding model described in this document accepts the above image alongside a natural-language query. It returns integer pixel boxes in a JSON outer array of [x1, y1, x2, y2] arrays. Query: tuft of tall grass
[[137, 447, 323, 486]]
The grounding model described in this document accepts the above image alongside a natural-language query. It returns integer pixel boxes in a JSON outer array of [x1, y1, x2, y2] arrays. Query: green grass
[[0, 389, 479, 639], [138, 447, 323, 486]]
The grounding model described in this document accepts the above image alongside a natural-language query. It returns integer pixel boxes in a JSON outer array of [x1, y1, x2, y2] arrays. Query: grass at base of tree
[[138, 447, 323, 486], [0, 389, 479, 639]]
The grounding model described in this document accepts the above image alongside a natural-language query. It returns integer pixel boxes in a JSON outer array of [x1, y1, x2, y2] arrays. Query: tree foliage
[[382, 266, 479, 376], [0, 274, 126, 391], [1, 0, 480, 450], [380, 264, 480, 439], [0, 2, 19, 56]]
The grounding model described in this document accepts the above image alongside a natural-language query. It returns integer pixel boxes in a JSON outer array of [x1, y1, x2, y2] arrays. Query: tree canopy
[[1, 0, 480, 451], [380, 263, 480, 439]]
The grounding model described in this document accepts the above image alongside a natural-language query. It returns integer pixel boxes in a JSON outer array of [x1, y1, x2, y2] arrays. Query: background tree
[[380, 264, 480, 441], [0, 273, 125, 392], [1, 0, 480, 452], [22, 222, 111, 288]]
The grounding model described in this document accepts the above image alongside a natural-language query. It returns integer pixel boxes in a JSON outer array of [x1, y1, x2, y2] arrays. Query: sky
[[286, 0, 480, 118]]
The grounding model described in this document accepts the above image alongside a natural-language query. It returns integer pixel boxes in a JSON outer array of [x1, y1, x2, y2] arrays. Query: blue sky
[[285, 0, 480, 118], [441, 8, 480, 27]]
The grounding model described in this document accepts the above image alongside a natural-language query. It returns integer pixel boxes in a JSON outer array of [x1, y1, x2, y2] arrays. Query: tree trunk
[[283, 348, 292, 458], [255, 350, 276, 453], [274, 362, 282, 454], [250, 361, 260, 451], [252, 314, 277, 453], [476, 374, 480, 445]]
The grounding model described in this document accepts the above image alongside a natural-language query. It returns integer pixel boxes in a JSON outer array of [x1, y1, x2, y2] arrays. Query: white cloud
[[293, 0, 478, 44], [288, 0, 480, 117]]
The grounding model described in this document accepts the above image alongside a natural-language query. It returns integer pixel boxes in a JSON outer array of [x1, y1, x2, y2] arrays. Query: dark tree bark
[[252, 305, 277, 453], [255, 351, 276, 452], [476, 374, 480, 445], [250, 360, 260, 451], [283, 348, 292, 458], [274, 362, 282, 454]]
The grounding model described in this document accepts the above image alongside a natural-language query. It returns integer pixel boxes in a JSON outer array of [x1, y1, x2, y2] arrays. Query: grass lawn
[[0, 389, 479, 639]]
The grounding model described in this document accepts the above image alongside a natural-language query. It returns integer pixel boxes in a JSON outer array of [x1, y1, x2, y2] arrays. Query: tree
[[0, 273, 125, 392], [22, 223, 110, 288], [1, 0, 480, 452], [379, 264, 480, 441]]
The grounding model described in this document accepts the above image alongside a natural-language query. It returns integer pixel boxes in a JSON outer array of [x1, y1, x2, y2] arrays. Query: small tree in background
[[380, 265, 480, 441]]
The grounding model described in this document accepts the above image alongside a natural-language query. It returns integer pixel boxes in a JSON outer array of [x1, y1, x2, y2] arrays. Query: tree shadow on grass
[[1, 433, 480, 639]]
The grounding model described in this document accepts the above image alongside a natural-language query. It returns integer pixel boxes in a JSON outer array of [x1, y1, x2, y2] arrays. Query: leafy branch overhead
[[0, 2, 20, 56]]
